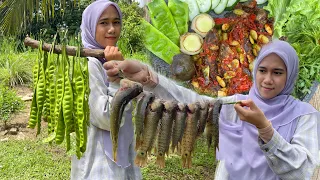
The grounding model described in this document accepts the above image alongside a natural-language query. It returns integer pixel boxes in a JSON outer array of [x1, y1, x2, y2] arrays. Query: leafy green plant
[[0, 84, 24, 128], [116, 1, 146, 56], [0, 37, 34, 87], [265, 0, 320, 100]]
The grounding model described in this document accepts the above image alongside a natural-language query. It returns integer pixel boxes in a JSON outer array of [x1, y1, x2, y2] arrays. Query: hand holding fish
[[234, 100, 270, 129], [104, 60, 157, 86], [104, 60, 123, 83]]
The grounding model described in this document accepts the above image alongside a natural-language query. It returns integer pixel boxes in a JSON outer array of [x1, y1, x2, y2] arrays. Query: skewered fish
[[135, 99, 164, 167], [134, 92, 155, 150], [156, 101, 177, 168], [110, 79, 143, 162]]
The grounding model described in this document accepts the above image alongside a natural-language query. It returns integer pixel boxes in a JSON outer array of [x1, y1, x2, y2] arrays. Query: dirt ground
[[0, 85, 40, 141]]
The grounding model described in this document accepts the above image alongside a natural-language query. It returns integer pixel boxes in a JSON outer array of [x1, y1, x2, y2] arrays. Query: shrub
[[0, 84, 24, 127], [116, 1, 146, 56], [0, 37, 34, 87]]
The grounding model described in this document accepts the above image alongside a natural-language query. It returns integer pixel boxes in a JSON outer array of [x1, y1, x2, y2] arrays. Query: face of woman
[[256, 53, 287, 99], [95, 5, 121, 48]]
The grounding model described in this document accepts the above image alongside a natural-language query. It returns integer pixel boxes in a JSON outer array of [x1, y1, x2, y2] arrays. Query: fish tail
[[113, 149, 117, 162], [181, 151, 190, 168], [134, 150, 147, 167], [156, 154, 165, 168], [187, 155, 192, 168]]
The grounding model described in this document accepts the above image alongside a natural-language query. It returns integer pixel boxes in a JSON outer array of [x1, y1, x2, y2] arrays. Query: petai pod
[[168, 0, 189, 35], [62, 46, 74, 151], [147, 0, 180, 45], [73, 53, 86, 158], [35, 50, 47, 135], [54, 51, 65, 145], [141, 19, 180, 65]]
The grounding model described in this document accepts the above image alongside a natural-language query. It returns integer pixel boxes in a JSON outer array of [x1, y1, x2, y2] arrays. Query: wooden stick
[[24, 37, 105, 58]]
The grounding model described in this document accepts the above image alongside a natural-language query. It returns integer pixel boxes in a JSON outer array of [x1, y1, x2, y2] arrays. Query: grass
[[0, 139, 71, 180], [0, 125, 217, 180]]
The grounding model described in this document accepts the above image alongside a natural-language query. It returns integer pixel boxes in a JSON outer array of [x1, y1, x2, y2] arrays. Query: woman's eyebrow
[[274, 68, 285, 71], [98, 17, 121, 21], [258, 66, 285, 71]]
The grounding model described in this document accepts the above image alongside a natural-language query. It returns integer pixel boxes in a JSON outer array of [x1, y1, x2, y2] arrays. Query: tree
[[0, 0, 80, 36]]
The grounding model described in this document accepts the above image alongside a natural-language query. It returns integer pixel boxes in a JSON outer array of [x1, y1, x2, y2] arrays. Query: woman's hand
[[234, 100, 270, 129], [104, 46, 124, 61], [103, 60, 150, 83]]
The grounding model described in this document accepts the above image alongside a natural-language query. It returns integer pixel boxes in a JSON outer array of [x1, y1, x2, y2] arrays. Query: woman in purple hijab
[[104, 40, 320, 179], [71, 1, 142, 179]]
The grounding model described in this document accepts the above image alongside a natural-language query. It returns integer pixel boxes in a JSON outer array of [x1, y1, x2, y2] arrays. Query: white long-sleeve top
[[71, 57, 142, 180]]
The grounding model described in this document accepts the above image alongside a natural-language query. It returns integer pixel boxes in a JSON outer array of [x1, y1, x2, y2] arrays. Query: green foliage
[[116, 1, 146, 56], [126, 51, 151, 65], [28, 0, 91, 43], [265, 0, 320, 99], [0, 37, 35, 87], [0, 84, 24, 124], [0, 140, 70, 180]]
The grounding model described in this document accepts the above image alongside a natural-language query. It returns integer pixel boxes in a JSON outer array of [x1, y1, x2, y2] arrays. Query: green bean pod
[[147, 0, 180, 45], [35, 51, 47, 135], [28, 42, 43, 129], [141, 19, 180, 64], [72, 44, 83, 158], [55, 106, 65, 144], [80, 58, 90, 153], [62, 48, 74, 151], [47, 53, 56, 133], [54, 52, 65, 144], [168, 0, 189, 36], [32, 41, 42, 89], [27, 89, 38, 128], [75, 74, 85, 150]]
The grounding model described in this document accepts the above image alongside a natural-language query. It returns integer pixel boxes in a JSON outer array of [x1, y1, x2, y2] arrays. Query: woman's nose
[[108, 25, 115, 34], [264, 73, 273, 84]]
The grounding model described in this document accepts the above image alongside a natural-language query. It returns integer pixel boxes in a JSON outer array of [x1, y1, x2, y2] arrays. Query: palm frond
[[0, 0, 73, 36]]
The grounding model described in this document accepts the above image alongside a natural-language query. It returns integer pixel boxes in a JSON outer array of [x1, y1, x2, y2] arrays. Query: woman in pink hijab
[[71, 1, 142, 179], [105, 40, 320, 179]]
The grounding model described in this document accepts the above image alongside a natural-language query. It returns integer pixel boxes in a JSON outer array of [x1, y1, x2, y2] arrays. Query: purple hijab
[[81, 0, 122, 50], [81, 1, 134, 168], [218, 40, 318, 179]]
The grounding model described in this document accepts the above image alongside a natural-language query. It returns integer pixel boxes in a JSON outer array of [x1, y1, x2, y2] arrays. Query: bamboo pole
[[24, 37, 105, 58]]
